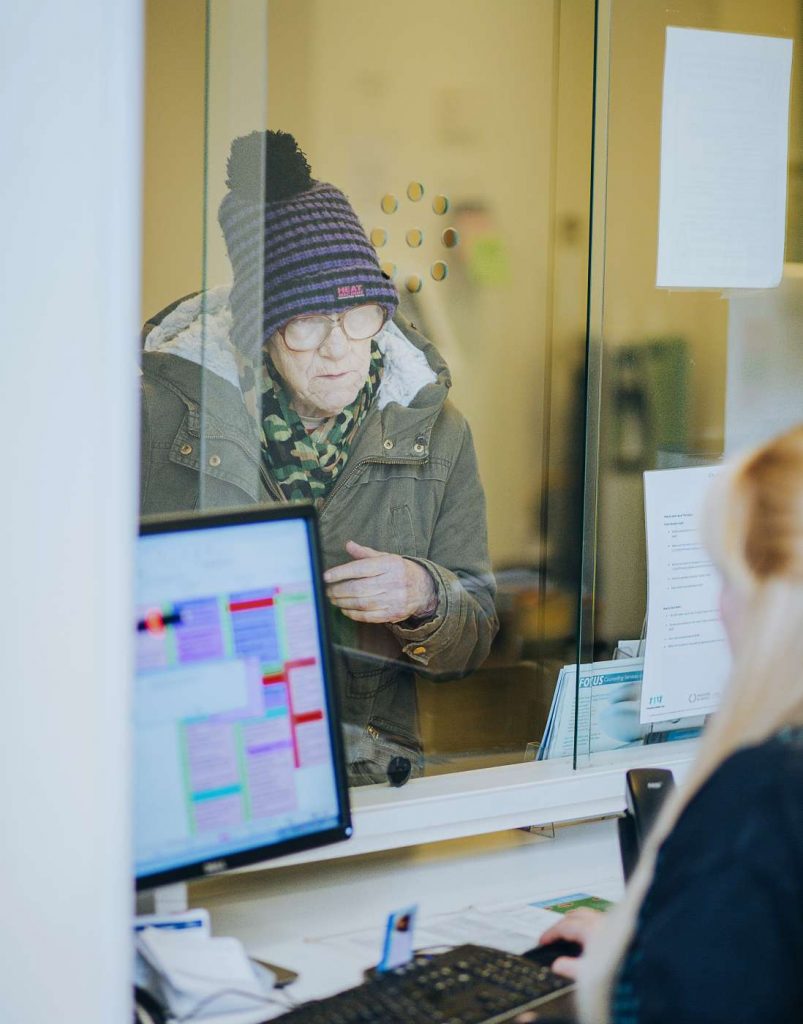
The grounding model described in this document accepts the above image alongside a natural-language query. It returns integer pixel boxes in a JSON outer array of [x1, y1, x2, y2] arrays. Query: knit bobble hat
[[218, 130, 398, 355]]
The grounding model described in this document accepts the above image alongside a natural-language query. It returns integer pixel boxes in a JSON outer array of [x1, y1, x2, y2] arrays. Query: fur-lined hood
[[142, 285, 448, 412]]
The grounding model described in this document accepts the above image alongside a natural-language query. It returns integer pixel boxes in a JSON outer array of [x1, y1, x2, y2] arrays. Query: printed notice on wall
[[656, 28, 793, 290], [641, 466, 730, 724]]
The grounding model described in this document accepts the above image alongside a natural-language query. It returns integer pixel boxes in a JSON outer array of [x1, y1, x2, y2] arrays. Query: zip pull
[[259, 462, 284, 502]]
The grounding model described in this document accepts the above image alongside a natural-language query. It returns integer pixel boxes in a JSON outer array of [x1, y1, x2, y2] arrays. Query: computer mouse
[[521, 939, 584, 968]]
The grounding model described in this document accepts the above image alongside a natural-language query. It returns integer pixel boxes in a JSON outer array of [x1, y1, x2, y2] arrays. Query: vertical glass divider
[[574, 0, 612, 769]]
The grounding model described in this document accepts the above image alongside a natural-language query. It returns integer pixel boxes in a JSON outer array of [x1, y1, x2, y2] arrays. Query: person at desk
[[139, 130, 498, 785], [538, 424, 803, 1023]]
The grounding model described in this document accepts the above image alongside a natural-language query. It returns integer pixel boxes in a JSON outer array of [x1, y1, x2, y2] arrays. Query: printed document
[[312, 888, 620, 960], [657, 28, 792, 289], [641, 466, 729, 723]]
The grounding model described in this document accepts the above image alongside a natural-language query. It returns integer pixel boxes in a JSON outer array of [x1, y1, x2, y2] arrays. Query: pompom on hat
[[218, 130, 398, 354]]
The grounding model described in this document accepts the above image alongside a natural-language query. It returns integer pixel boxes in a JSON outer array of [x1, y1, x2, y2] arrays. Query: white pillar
[[0, 2, 142, 1021]]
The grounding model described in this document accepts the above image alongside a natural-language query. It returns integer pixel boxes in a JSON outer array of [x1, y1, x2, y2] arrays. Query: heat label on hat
[[337, 284, 365, 300]]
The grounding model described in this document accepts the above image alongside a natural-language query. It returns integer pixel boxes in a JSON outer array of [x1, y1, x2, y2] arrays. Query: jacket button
[[208, 454, 222, 467], [383, 439, 394, 450], [179, 443, 193, 456], [412, 645, 427, 655], [414, 443, 426, 454]]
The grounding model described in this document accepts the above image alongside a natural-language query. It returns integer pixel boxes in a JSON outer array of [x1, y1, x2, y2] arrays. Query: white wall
[[0, 2, 141, 1021]]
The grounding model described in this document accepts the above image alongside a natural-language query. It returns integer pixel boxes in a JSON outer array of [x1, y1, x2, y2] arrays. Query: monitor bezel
[[135, 503, 352, 891]]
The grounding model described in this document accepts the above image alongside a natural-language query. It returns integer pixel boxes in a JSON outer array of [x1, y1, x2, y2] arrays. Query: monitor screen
[[134, 506, 351, 889]]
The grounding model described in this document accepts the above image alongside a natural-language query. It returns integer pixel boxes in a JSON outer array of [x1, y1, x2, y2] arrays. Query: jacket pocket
[[345, 663, 397, 699], [390, 504, 416, 557]]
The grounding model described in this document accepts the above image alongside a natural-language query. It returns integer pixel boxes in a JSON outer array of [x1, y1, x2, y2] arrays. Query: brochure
[[537, 654, 705, 760], [537, 659, 646, 761]]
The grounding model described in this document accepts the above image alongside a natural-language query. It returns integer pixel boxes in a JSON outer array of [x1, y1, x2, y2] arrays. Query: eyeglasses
[[278, 303, 387, 351]]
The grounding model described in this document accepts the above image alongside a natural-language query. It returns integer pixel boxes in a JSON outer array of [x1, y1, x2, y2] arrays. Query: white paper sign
[[657, 28, 793, 290], [641, 466, 730, 723]]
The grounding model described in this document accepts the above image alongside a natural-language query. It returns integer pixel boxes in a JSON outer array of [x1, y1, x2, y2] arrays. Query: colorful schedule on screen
[[134, 514, 344, 880]]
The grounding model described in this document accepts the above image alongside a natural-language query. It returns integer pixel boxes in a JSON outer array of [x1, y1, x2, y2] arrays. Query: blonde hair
[[577, 424, 803, 1023]]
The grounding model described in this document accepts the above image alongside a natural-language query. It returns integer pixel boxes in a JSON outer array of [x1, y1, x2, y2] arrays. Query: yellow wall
[[142, 0, 205, 320]]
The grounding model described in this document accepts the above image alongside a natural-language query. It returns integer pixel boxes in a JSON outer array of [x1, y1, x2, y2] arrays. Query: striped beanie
[[218, 130, 398, 355]]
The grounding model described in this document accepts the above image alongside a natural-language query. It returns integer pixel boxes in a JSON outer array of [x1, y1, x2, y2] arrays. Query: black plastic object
[[618, 767, 676, 880], [133, 986, 167, 1024], [387, 755, 412, 787], [617, 813, 640, 883], [522, 939, 584, 968]]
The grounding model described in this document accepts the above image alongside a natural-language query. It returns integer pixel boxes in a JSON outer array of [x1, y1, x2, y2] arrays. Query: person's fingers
[[323, 558, 387, 584], [329, 594, 389, 611], [339, 607, 392, 623], [345, 540, 383, 559], [550, 956, 581, 980], [537, 921, 574, 946], [538, 909, 601, 946], [326, 578, 388, 600]]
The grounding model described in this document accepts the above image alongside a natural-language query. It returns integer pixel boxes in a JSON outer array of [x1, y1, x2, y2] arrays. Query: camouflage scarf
[[260, 342, 384, 504]]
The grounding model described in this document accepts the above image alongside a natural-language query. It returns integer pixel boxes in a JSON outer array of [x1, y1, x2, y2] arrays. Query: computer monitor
[[134, 505, 352, 891]]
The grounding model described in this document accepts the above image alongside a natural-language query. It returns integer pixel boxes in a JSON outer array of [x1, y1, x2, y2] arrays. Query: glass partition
[[140, 0, 597, 786], [141, 0, 802, 789], [126, 0, 803, 943], [576, 0, 803, 766]]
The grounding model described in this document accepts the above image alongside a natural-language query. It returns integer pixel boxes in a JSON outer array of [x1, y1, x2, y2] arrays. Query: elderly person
[[534, 425, 803, 1024], [140, 130, 498, 784]]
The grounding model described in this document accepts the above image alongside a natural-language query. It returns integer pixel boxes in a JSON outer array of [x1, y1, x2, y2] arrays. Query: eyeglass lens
[[283, 304, 385, 349]]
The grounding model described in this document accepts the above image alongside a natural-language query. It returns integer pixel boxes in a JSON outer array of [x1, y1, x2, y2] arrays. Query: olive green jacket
[[140, 290, 498, 783]]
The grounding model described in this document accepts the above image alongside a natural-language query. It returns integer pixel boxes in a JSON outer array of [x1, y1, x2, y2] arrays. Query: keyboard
[[268, 943, 574, 1023]]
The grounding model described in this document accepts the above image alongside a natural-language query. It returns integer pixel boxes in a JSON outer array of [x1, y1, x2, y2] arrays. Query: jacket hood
[[142, 285, 449, 412]]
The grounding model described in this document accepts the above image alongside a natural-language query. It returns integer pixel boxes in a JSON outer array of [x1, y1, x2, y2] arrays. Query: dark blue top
[[611, 727, 803, 1024]]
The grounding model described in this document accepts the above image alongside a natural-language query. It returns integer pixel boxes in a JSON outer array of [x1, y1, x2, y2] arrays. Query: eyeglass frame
[[276, 303, 389, 351]]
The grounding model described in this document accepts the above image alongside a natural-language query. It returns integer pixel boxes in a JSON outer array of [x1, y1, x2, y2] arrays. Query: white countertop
[[181, 816, 623, 1022]]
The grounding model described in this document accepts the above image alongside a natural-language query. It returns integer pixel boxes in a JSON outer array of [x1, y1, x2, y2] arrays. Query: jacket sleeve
[[388, 419, 499, 676]]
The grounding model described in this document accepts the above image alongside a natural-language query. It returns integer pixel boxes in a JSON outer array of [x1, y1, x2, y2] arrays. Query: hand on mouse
[[537, 908, 605, 979]]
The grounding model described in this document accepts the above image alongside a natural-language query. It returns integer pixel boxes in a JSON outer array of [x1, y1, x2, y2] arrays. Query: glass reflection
[[142, 0, 597, 785], [141, 130, 497, 785]]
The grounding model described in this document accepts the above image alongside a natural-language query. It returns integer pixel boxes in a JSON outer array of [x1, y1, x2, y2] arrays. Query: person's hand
[[323, 541, 438, 624], [537, 909, 605, 979]]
